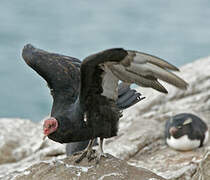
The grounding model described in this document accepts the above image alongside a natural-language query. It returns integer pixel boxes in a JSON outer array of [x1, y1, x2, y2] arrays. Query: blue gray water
[[0, 0, 210, 122]]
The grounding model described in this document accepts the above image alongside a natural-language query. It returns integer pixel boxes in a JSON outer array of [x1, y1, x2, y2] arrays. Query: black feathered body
[[83, 66, 120, 138], [85, 92, 120, 138], [79, 49, 128, 139], [22, 45, 143, 144]]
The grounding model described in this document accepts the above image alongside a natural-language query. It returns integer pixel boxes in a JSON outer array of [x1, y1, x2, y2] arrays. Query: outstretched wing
[[79, 48, 188, 105], [22, 44, 81, 115], [22, 45, 143, 117]]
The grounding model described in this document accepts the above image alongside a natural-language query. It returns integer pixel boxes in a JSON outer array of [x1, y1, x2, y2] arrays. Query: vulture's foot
[[72, 150, 84, 156], [95, 137, 108, 164], [74, 139, 96, 163], [96, 152, 108, 164], [75, 148, 96, 163]]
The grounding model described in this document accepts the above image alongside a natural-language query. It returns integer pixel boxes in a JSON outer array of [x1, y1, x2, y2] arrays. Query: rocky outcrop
[[192, 150, 210, 179], [0, 118, 66, 179], [14, 154, 165, 180], [0, 57, 210, 179], [0, 118, 40, 164]]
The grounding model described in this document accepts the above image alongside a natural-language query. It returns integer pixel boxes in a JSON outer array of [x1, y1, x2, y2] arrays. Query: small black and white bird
[[165, 113, 209, 151]]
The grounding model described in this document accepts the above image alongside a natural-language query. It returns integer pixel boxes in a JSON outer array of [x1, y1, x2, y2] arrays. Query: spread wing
[[79, 48, 188, 105], [22, 44, 81, 115], [22, 44, 144, 117]]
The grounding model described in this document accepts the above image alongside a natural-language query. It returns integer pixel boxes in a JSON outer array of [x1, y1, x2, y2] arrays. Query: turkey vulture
[[21, 44, 144, 154], [22, 44, 188, 163]]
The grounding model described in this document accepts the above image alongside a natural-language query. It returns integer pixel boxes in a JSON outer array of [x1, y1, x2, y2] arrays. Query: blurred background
[[0, 0, 210, 122]]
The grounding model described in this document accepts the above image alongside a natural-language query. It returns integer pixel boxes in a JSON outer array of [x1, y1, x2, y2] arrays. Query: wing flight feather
[[80, 48, 188, 102]]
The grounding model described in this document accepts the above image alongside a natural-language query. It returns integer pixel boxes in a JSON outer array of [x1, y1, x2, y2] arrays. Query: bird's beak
[[169, 127, 178, 135]]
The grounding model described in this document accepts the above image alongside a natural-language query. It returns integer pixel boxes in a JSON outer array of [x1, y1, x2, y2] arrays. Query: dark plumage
[[165, 113, 209, 151], [65, 83, 142, 155], [22, 44, 188, 163], [22, 44, 144, 153]]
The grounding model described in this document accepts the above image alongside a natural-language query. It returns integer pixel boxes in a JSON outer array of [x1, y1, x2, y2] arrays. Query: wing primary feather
[[118, 83, 131, 96], [118, 93, 145, 109], [117, 89, 136, 105], [131, 51, 180, 71], [128, 62, 188, 90], [110, 65, 168, 93]]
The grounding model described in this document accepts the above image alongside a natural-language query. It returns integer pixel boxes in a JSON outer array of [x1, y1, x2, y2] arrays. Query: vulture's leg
[[72, 139, 92, 156], [99, 137, 105, 154], [96, 137, 107, 164], [75, 139, 95, 163]]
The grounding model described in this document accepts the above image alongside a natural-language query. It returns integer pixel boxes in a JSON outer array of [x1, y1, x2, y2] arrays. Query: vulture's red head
[[43, 117, 58, 138]]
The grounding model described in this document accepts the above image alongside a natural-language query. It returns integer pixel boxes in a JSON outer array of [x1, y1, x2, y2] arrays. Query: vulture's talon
[[88, 154, 96, 162], [96, 152, 108, 164], [87, 149, 96, 161], [72, 150, 84, 156], [75, 150, 88, 163], [75, 139, 96, 163], [75, 149, 96, 163]]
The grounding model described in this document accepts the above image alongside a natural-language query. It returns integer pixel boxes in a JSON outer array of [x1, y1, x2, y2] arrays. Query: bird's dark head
[[43, 117, 58, 138], [168, 117, 192, 138]]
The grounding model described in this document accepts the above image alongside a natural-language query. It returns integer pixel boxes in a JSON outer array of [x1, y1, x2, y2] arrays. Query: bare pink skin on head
[[43, 117, 58, 137]]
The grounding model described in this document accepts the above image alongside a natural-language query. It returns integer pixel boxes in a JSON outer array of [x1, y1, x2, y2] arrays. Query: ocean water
[[0, 0, 210, 122]]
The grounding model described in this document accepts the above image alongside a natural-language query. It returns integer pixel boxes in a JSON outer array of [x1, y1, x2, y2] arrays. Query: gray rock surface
[[0, 118, 42, 164], [0, 57, 210, 179], [15, 154, 165, 180], [0, 118, 66, 179], [192, 150, 210, 179]]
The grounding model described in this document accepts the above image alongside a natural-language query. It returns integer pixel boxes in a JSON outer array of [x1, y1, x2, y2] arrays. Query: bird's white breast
[[166, 135, 200, 151], [167, 130, 209, 151]]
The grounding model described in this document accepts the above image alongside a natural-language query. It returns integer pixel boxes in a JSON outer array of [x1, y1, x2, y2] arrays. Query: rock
[[0, 118, 65, 179], [0, 118, 42, 164], [0, 57, 210, 179], [14, 154, 165, 180], [192, 150, 210, 180]]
